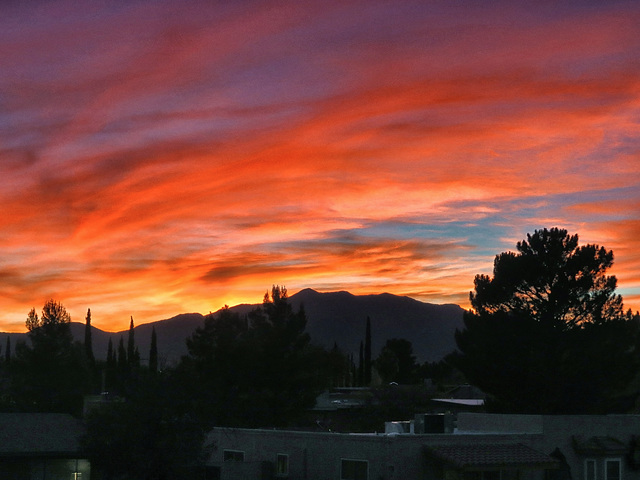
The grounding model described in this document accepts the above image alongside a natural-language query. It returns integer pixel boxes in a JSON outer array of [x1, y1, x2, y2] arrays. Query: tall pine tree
[[364, 316, 372, 386], [106, 338, 116, 392], [149, 326, 158, 375], [84, 308, 95, 366], [358, 341, 364, 387], [117, 336, 127, 376], [127, 317, 136, 367]]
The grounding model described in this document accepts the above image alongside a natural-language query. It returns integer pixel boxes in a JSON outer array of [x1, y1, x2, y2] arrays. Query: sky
[[1, 0, 639, 333]]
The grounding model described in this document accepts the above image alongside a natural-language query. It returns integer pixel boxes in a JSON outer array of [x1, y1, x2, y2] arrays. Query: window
[[585, 459, 597, 480], [223, 450, 244, 462], [341, 459, 368, 480], [276, 454, 289, 476], [605, 459, 621, 480]]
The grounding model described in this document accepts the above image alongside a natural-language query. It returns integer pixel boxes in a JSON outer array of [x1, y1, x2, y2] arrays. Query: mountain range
[[0, 289, 465, 365]]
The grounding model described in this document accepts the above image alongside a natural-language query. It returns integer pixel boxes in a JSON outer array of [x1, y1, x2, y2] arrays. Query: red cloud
[[0, 0, 638, 330]]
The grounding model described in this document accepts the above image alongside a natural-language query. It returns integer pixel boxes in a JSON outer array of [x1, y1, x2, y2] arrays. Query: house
[[430, 384, 487, 414], [205, 413, 640, 480], [0, 413, 90, 479]]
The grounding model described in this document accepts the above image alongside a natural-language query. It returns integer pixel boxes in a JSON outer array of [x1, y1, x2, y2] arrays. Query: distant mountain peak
[[1, 289, 464, 365]]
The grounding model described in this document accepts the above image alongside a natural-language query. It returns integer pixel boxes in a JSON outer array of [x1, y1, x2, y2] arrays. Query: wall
[[207, 427, 552, 480]]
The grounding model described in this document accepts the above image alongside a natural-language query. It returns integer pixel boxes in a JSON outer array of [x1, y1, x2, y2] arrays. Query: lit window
[[223, 450, 245, 462], [276, 454, 289, 476], [585, 459, 596, 480], [341, 459, 368, 480], [605, 459, 621, 480]]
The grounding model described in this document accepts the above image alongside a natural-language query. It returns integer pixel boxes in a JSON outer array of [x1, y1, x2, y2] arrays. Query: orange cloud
[[0, 0, 639, 331]]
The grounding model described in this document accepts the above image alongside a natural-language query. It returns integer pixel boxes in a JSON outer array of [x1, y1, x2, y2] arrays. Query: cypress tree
[[349, 353, 356, 387], [358, 341, 364, 387], [106, 338, 114, 367], [85, 308, 95, 365], [134, 346, 140, 367], [149, 326, 158, 374], [4, 336, 10, 364], [116, 336, 128, 393], [364, 316, 372, 386], [106, 338, 116, 392], [118, 336, 127, 373], [127, 316, 136, 366]]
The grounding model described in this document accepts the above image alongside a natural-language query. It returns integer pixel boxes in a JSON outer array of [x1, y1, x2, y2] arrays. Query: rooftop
[[0, 413, 85, 456], [425, 443, 559, 471]]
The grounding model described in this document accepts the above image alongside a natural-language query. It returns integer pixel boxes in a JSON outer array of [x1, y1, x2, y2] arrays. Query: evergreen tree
[[451, 228, 640, 413], [375, 338, 417, 384], [364, 316, 372, 386], [82, 370, 207, 480], [12, 300, 89, 414], [25, 308, 39, 332], [349, 353, 356, 387], [127, 317, 137, 367], [149, 326, 158, 375], [134, 346, 140, 367], [358, 341, 364, 387], [84, 308, 95, 366], [106, 338, 116, 392], [117, 336, 127, 376], [327, 342, 349, 388], [5, 336, 10, 364], [183, 286, 327, 427], [106, 338, 113, 364]]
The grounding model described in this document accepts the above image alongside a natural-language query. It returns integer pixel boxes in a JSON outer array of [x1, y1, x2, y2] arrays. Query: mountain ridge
[[0, 289, 465, 364]]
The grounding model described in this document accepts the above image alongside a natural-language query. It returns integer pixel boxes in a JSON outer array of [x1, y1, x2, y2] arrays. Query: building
[[0, 413, 90, 479], [205, 412, 640, 480]]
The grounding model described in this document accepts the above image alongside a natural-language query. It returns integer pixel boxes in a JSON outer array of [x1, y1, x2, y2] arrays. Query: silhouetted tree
[[4, 336, 10, 364], [375, 338, 417, 384], [365, 316, 372, 386], [358, 341, 364, 387], [450, 228, 640, 413], [39, 299, 71, 326], [11, 300, 89, 414], [25, 308, 39, 332], [117, 336, 127, 374], [127, 316, 140, 368], [327, 342, 349, 387], [183, 286, 328, 427], [375, 345, 398, 384], [84, 308, 95, 366], [149, 326, 158, 375], [82, 371, 207, 480], [106, 337, 116, 392], [469, 228, 624, 327], [134, 346, 140, 367], [349, 353, 356, 387]]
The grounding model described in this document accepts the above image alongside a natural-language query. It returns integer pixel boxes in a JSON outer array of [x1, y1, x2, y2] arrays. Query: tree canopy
[[375, 338, 418, 384], [470, 228, 624, 328], [10, 300, 89, 414], [183, 285, 327, 427], [450, 228, 640, 414]]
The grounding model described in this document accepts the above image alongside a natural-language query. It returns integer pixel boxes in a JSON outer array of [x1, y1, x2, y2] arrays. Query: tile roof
[[0, 413, 85, 456], [425, 443, 559, 470], [572, 436, 628, 455]]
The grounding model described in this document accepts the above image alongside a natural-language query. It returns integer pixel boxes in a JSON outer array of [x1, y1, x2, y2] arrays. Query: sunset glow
[[1, 0, 639, 332]]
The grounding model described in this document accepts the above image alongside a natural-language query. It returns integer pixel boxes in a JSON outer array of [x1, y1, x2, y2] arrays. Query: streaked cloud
[[0, 0, 639, 331]]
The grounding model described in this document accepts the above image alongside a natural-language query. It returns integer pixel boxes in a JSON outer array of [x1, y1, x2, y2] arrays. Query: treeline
[[0, 303, 160, 414], [0, 294, 453, 418]]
